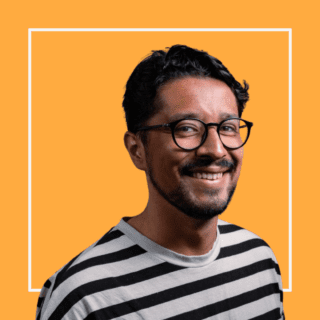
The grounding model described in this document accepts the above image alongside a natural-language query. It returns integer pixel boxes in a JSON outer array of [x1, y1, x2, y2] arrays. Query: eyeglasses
[[135, 118, 253, 151]]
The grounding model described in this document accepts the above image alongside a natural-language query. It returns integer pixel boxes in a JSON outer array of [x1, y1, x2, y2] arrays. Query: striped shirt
[[36, 218, 284, 320]]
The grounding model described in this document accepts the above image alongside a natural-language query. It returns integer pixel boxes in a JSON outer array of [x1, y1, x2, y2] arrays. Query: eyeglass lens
[[173, 119, 249, 150]]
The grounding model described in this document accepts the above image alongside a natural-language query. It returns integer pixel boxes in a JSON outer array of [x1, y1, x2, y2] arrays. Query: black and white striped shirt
[[36, 218, 284, 320]]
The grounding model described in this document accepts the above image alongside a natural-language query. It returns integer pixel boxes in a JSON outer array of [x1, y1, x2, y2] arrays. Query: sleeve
[[36, 277, 54, 320], [271, 249, 285, 319]]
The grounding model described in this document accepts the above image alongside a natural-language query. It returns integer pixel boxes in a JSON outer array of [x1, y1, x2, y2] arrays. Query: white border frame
[[28, 28, 292, 293]]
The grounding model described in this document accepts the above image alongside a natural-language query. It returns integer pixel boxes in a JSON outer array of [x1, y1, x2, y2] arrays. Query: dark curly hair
[[123, 44, 249, 136]]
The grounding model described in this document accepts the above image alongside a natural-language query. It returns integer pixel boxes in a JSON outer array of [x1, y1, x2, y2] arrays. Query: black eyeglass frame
[[135, 118, 254, 151]]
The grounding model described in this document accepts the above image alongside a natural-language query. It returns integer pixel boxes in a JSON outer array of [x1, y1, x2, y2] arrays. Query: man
[[36, 45, 284, 319]]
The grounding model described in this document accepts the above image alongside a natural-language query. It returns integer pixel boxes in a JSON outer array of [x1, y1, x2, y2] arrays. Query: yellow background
[[31, 31, 289, 290], [0, 1, 315, 319]]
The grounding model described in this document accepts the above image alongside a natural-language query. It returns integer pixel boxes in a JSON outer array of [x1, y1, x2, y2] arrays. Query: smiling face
[[143, 77, 244, 220]]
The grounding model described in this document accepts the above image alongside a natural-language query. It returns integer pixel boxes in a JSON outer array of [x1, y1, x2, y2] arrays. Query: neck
[[127, 197, 219, 256]]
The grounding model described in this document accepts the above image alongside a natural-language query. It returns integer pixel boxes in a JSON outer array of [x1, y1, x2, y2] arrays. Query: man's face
[[144, 77, 244, 220]]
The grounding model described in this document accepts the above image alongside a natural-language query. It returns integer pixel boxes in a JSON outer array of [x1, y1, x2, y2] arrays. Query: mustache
[[180, 158, 235, 175]]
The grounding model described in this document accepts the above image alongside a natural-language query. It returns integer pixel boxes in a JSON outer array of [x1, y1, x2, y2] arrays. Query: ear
[[124, 131, 147, 171]]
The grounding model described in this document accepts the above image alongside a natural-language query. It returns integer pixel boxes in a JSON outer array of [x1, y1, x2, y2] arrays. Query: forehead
[[154, 77, 238, 122]]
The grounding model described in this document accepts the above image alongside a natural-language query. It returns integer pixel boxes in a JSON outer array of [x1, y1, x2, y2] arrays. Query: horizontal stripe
[[52, 252, 82, 292], [38, 220, 283, 320], [219, 229, 260, 248], [208, 293, 282, 320], [248, 308, 282, 320], [48, 262, 184, 320], [37, 279, 52, 320], [47, 253, 171, 311], [95, 229, 122, 246], [52, 245, 147, 293], [218, 224, 243, 234], [83, 258, 277, 320], [164, 283, 281, 320], [37, 297, 44, 308], [217, 238, 269, 260], [55, 229, 123, 285], [114, 265, 282, 320], [62, 246, 281, 319], [43, 279, 52, 289], [73, 232, 135, 267]]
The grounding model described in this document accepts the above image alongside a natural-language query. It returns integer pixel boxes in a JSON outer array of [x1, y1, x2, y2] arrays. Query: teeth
[[192, 172, 223, 180]]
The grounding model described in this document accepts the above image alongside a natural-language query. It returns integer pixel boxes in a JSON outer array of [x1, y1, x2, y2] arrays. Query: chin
[[167, 185, 236, 221], [177, 198, 231, 221], [148, 165, 237, 221]]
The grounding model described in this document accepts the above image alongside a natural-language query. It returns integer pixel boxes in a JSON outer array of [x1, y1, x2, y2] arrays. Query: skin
[[124, 77, 244, 256]]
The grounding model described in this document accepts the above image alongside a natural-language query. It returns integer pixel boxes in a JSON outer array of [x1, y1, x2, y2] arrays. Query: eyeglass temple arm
[[136, 124, 170, 132]]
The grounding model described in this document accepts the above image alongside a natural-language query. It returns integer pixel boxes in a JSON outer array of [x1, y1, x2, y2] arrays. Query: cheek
[[147, 143, 185, 184]]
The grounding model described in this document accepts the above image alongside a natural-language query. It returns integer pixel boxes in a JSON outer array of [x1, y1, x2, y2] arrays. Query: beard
[[146, 156, 237, 221]]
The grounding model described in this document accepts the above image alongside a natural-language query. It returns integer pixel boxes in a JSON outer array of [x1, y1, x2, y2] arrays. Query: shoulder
[[218, 219, 269, 245], [217, 220, 284, 318], [36, 226, 136, 320], [217, 219, 279, 264]]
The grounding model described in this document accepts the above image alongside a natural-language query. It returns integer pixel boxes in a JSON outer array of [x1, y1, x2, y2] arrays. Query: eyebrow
[[169, 113, 200, 122], [168, 112, 239, 122], [219, 112, 239, 120]]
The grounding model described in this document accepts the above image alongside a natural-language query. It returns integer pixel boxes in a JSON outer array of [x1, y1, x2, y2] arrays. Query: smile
[[192, 172, 223, 181]]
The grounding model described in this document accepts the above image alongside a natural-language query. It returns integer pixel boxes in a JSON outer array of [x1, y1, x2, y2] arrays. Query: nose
[[196, 127, 228, 159]]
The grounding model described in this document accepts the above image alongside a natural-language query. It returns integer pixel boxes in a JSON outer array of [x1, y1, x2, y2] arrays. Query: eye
[[219, 124, 239, 136], [174, 124, 201, 138], [221, 125, 236, 132], [176, 126, 197, 132], [174, 120, 203, 137]]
